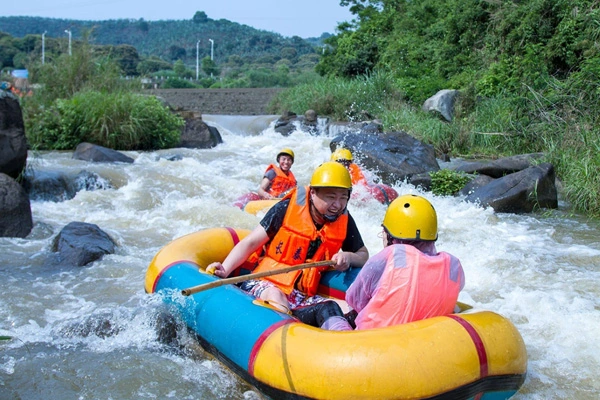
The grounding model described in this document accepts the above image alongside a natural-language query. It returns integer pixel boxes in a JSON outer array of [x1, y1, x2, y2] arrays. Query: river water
[[1, 115, 599, 399]]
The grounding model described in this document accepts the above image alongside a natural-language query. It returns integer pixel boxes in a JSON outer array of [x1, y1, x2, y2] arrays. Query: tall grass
[[27, 91, 183, 150], [268, 71, 402, 121]]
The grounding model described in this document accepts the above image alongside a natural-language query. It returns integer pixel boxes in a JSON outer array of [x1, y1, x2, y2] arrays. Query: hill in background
[[0, 14, 329, 79]]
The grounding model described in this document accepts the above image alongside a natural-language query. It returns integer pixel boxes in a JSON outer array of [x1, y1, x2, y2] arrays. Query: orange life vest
[[252, 186, 349, 296], [349, 163, 368, 186], [355, 244, 464, 329], [264, 164, 297, 197]]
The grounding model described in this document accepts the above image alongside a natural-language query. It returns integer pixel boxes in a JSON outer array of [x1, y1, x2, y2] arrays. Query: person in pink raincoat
[[301, 194, 465, 331]]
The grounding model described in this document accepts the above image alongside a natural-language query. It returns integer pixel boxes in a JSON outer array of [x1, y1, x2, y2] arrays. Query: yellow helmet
[[277, 148, 295, 162], [330, 148, 353, 162], [382, 194, 438, 241], [310, 161, 352, 189]]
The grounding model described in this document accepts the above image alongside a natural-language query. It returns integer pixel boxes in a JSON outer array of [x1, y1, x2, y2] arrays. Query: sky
[[3, 0, 355, 38]]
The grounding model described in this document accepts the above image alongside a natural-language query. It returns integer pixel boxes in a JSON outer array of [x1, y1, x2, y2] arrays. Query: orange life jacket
[[355, 244, 464, 329], [252, 186, 349, 296], [264, 164, 297, 198], [349, 163, 368, 186]]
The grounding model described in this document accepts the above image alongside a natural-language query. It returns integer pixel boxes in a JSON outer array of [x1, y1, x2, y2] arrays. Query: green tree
[[137, 57, 172, 75], [193, 11, 208, 23], [138, 19, 149, 32], [173, 59, 186, 77], [168, 45, 186, 61], [201, 56, 219, 76], [96, 44, 140, 76], [0, 34, 18, 68]]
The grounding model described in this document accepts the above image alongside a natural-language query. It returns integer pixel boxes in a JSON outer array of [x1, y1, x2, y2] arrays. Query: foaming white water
[[1, 115, 599, 398]]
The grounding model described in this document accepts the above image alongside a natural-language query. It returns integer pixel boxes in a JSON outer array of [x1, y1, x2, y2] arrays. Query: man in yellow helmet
[[209, 162, 369, 314], [257, 148, 297, 199], [330, 148, 368, 187], [323, 194, 465, 330]]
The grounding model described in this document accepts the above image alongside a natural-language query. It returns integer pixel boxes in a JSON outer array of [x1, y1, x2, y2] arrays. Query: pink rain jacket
[[346, 243, 465, 330]]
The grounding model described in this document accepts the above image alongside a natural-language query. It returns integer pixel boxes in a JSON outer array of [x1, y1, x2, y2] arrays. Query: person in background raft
[[208, 161, 369, 316], [297, 194, 465, 330], [257, 148, 297, 200], [330, 148, 368, 187]]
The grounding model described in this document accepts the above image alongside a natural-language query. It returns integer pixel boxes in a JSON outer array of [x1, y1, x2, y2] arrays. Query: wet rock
[[0, 91, 28, 179], [331, 129, 440, 185], [155, 310, 182, 347], [454, 153, 546, 178], [178, 113, 223, 148], [72, 170, 113, 192], [407, 172, 433, 191], [23, 169, 113, 202], [458, 174, 494, 196], [59, 312, 121, 339], [73, 142, 134, 163], [23, 170, 76, 202], [274, 111, 298, 136], [465, 163, 558, 213], [0, 172, 33, 238], [46, 221, 116, 267], [304, 109, 317, 124]]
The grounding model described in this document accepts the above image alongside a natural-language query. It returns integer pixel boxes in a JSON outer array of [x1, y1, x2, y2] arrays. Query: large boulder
[[274, 111, 298, 136], [0, 172, 33, 238], [46, 221, 116, 267], [422, 89, 460, 122], [331, 129, 440, 185], [465, 163, 558, 213], [73, 142, 134, 163], [178, 113, 222, 148], [273, 110, 327, 136], [23, 169, 112, 202], [23, 170, 76, 202], [454, 153, 545, 178], [0, 91, 28, 179]]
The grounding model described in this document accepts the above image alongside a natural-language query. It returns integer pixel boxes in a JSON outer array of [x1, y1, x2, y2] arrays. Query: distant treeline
[[0, 13, 331, 80]]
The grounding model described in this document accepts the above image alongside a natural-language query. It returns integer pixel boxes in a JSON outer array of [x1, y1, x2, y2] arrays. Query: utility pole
[[64, 29, 72, 56], [208, 38, 214, 78], [42, 31, 47, 64], [196, 40, 200, 80]]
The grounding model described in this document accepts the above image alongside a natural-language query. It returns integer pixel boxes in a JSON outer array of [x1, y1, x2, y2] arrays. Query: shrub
[[161, 77, 198, 88], [429, 169, 471, 196], [27, 91, 183, 150]]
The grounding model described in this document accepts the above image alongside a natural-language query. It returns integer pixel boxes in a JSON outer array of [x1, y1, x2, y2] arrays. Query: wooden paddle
[[181, 260, 336, 296]]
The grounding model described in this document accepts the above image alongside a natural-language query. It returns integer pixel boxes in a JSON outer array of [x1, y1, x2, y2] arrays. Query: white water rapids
[[1, 115, 599, 399]]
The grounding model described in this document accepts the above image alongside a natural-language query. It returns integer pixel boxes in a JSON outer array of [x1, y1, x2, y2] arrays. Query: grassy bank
[[21, 40, 183, 152], [269, 72, 600, 218]]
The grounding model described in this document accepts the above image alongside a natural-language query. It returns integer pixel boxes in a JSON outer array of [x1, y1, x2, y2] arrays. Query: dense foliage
[[273, 0, 600, 217], [21, 41, 183, 151], [319, 0, 600, 103], [27, 91, 183, 150]]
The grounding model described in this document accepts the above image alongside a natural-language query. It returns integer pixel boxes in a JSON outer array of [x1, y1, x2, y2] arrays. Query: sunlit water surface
[[1, 115, 599, 399]]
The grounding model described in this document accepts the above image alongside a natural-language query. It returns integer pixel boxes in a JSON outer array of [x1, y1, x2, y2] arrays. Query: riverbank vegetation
[[22, 40, 183, 151], [271, 0, 600, 218]]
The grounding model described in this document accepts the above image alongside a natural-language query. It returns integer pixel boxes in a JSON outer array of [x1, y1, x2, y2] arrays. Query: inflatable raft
[[353, 182, 399, 205], [145, 227, 527, 400], [233, 183, 399, 215], [233, 192, 279, 215]]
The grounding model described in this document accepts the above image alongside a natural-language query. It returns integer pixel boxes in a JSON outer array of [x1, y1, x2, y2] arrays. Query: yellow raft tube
[[146, 227, 527, 400]]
